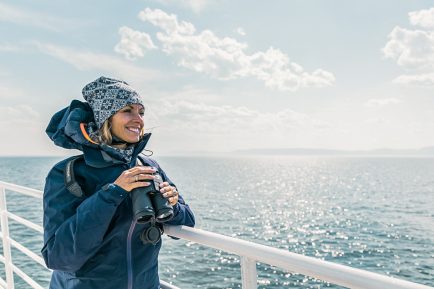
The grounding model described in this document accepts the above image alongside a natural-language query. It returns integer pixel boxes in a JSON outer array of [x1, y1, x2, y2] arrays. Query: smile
[[126, 127, 140, 133]]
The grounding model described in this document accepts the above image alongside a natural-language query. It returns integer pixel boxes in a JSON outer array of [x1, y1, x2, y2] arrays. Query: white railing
[[164, 226, 434, 289], [0, 181, 179, 289], [0, 181, 433, 289], [0, 181, 46, 289]]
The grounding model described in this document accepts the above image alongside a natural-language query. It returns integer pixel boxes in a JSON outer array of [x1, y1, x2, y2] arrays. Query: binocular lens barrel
[[156, 210, 173, 222], [136, 210, 154, 224], [131, 188, 155, 224], [131, 173, 174, 224], [151, 190, 174, 222]]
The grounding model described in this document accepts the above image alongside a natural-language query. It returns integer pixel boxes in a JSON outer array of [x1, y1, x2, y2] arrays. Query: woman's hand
[[113, 166, 156, 192], [159, 182, 179, 206]]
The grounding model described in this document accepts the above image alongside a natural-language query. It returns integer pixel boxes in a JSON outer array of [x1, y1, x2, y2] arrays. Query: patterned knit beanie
[[82, 76, 144, 128]]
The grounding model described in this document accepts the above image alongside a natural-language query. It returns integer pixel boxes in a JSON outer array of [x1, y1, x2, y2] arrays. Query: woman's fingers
[[131, 181, 151, 189], [167, 195, 178, 206], [134, 173, 155, 182], [129, 166, 156, 174], [114, 166, 156, 191], [158, 183, 179, 206]]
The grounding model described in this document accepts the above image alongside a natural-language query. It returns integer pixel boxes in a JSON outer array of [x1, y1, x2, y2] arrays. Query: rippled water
[[0, 156, 433, 288]]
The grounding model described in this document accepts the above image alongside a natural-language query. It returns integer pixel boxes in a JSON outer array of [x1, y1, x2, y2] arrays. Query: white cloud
[[0, 2, 84, 32], [152, 99, 329, 134], [383, 26, 434, 69], [139, 8, 196, 35], [117, 8, 334, 92], [383, 7, 434, 86], [235, 27, 246, 36], [393, 73, 434, 86], [409, 7, 434, 29], [35, 42, 162, 83], [364, 98, 401, 108], [144, 99, 333, 152], [114, 26, 157, 60]]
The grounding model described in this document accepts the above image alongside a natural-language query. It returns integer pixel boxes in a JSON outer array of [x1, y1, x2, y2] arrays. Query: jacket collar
[[82, 133, 152, 168]]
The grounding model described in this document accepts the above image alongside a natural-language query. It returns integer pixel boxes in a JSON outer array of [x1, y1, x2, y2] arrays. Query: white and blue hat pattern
[[82, 76, 144, 128]]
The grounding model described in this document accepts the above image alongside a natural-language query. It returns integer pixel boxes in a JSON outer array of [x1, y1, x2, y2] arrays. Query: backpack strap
[[137, 154, 157, 168], [64, 155, 85, 198]]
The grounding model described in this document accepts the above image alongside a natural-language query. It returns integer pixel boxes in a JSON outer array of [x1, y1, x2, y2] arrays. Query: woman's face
[[110, 104, 145, 143]]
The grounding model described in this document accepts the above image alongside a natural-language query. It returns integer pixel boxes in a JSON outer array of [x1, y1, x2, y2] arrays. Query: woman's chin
[[127, 137, 140, 143], [122, 132, 141, 143]]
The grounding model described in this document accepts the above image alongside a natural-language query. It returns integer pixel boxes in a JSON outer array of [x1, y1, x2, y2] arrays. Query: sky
[[1, 0, 434, 156]]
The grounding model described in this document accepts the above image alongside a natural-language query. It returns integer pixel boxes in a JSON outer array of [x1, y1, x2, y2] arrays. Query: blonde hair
[[90, 117, 145, 145], [98, 120, 113, 144]]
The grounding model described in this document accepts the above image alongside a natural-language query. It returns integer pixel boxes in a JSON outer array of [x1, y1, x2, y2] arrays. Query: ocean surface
[[0, 156, 433, 288]]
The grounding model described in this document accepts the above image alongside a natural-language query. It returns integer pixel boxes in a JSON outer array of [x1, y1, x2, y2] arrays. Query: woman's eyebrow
[[121, 105, 144, 111]]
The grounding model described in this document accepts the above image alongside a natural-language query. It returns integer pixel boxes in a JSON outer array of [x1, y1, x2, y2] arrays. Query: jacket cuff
[[100, 183, 129, 205], [172, 202, 181, 216]]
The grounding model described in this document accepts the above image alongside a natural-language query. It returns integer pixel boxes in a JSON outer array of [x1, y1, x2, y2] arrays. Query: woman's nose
[[132, 111, 144, 123]]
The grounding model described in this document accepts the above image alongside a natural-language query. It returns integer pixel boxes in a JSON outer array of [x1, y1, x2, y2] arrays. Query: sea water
[[0, 156, 433, 288]]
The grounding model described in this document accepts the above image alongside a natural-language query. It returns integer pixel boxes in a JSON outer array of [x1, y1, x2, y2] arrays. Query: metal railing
[[0, 181, 433, 289], [0, 181, 179, 289]]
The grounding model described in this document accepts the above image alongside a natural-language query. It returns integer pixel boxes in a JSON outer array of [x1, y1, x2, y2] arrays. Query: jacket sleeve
[[151, 159, 195, 228], [164, 193, 195, 227], [41, 163, 129, 272]]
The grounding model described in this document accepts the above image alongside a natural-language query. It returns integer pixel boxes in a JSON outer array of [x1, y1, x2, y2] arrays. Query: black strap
[[64, 155, 85, 198], [137, 154, 150, 167], [65, 154, 149, 198], [137, 154, 158, 168]]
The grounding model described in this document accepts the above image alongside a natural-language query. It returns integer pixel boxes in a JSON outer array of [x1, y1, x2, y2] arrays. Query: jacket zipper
[[127, 219, 138, 289]]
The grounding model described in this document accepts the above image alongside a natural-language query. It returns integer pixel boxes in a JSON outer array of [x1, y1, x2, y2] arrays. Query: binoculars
[[130, 172, 174, 224]]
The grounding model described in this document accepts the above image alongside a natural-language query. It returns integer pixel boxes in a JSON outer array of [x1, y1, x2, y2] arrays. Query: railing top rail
[[0, 181, 42, 199]]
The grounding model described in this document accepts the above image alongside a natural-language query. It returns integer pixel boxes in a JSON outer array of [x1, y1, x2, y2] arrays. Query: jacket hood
[[46, 99, 151, 167], [46, 100, 95, 151]]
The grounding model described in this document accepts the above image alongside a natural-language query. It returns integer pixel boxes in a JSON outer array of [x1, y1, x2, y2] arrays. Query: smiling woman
[[42, 76, 195, 289]]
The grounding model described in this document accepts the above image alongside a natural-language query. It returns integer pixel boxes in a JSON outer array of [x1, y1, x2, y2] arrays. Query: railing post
[[240, 256, 257, 289], [0, 186, 15, 289]]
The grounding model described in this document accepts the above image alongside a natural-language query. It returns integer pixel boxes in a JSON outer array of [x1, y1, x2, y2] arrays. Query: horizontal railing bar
[[6, 212, 43, 233], [1, 250, 172, 289], [0, 182, 42, 199], [160, 280, 181, 289], [164, 225, 433, 289], [8, 237, 48, 268], [0, 253, 47, 289], [11, 262, 45, 289], [0, 276, 6, 288]]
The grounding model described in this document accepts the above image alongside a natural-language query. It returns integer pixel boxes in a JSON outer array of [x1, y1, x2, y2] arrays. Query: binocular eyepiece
[[131, 172, 174, 224]]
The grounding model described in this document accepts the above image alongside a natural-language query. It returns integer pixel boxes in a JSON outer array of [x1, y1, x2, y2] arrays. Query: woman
[[42, 76, 195, 289]]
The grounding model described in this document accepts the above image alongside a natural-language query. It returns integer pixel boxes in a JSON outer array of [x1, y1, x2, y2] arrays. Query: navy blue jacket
[[42, 100, 195, 289]]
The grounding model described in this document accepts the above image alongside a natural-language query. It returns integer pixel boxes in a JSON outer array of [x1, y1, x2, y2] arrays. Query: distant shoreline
[[1, 146, 434, 157], [232, 147, 434, 156]]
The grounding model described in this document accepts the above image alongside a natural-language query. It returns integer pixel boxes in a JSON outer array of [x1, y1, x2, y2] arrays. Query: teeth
[[127, 127, 140, 133]]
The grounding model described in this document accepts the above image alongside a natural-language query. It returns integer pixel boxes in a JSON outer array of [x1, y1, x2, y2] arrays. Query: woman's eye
[[139, 112, 145, 116]]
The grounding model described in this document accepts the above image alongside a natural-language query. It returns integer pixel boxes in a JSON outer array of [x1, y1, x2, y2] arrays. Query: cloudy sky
[[1, 0, 434, 156]]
